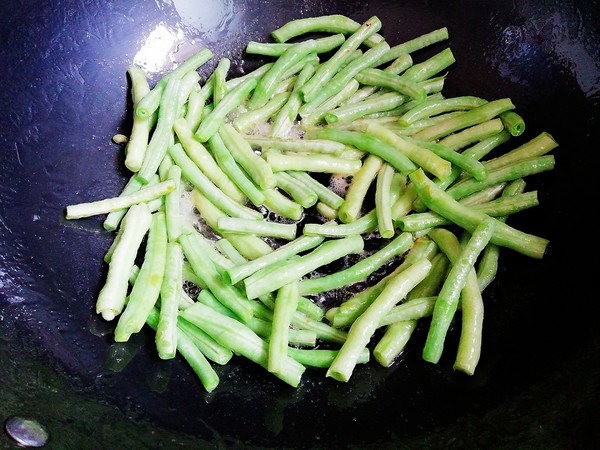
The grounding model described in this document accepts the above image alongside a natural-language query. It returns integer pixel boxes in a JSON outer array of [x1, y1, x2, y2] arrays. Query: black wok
[[1, 0, 599, 448]]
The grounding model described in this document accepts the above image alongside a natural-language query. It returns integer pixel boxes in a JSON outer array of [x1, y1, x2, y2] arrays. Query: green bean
[[271, 14, 384, 47], [398, 95, 487, 126], [246, 34, 346, 57], [332, 236, 436, 328], [135, 48, 213, 119], [164, 165, 182, 242], [270, 62, 318, 137], [96, 204, 152, 321], [374, 27, 449, 66], [299, 232, 413, 295], [155, 241, 183, 359], [168, 143, 262, 220], [217, 217, 297, 241], [261, 187, 304, 221], [136, 78, 182, 183], [184, 86, 205, 132], [218, 123, 277, 190], [355, 68, 426, 101], [306, 128, 417, 175], [300, 16, 383, 102], [395, 111, 467, 135], [423, 219, 495, 364], [375, 163, 396, 238], [288, 347, 369, 368], [499, 110, 526, 136], [114, 212, 167, 342], [287, 171, 344, 209], [446, 155, 554, 201], [301, 79, 360, 127], [480, 131, 558, 173], [339, 155, 383, 223], [177, 317, 234, 365], [266, 152, 362, 176], [327, 258, 431, 381], [244, 235, 364, 299], [147, 308, 220, 392], [268, 282, 299, 374], [406, 138, 489, 181], [225, 235, 324, 285], [102, 174, 158, 231], [291, 310, 348, 344], [243, 136, 347, 156], [275, 172, 318, 208], [437, 118, 505, 151], [303, 210, 377, 237], [301, 41, 391, 113], [213, 57, 230, 105], [379, 296, 438, 327], [316, 202, 338, 220], [189, 189, 272, 260], [325, 79, 443, 124], [195, 77, 257, 142], [398, 190, 539, 231], [207, 134, 265, 207], [365, 122, 452, 180], [124, 66, 152, 172], [477, 179, 526, 292], [181, 302, 306, 387], [248, 317, 316, 347], [65, 179, 175, 219], [233, 92, 289, 133], [179, 232, 255, 323], [411, 131, 511, 212], [174, 119, 249, 201], [409, 168, 549, 258], [342, 54, 413, 105], [216, 238, 249, 266], [411, 98, 515, 141], [248, 39, 318, 110], [182, 261, 207, 289], [374, 320, 417, 367], [460, 183, 507, 206], [398, 48, 455, 82]]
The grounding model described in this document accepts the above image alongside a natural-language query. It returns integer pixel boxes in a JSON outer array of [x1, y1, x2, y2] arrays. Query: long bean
[[207, 134, 266, 207], [179, 232, 255, 323], [195, 77, 258, 142], [181, 302, 306, 387], [124, 66, 152, 172], [410, 169, 549, 258], [268, 282, 299, 374], [275, 172, 318, 208], [168, 143, 262, 220], [374, 320, 417, 367], [96, 204, 152, 321], [246, 34, 346, 57], [135, 48, 213, 119], [327, 258, 432, 382], [300, 16, 383, 102], [217, 217, 297, 241], [266, 152, 362, 176], [225, 235, 324, 285], [156, 241, 183, 359], [66, 180, 175, 220], [338, 155, 383, 223], [244, 235, 364, 299], [423, 219, 495, 364], [306, 128, 417, 175], [375, 163, 396, 238], [114, 212, 168, 342], [218, 123, 277, 190], [298, 232, 413, 295]]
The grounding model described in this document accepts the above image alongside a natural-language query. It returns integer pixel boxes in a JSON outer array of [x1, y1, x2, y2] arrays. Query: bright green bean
[[339, 154, 383, 223], [114, 211, 167, 342], [327, 258, 432, 382], [156, 241, 183, 359], [268, 282, 299, 374], [375, 163, 396, 238]]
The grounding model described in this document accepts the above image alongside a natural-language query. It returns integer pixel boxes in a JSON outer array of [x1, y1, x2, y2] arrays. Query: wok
[[1, 0, 599, 448]]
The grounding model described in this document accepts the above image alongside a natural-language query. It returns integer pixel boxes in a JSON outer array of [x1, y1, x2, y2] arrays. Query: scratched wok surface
[[1, 0, 599, 449]]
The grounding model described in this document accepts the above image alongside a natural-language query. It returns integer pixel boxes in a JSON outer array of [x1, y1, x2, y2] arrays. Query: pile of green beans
[[65, 13, 558, 392]]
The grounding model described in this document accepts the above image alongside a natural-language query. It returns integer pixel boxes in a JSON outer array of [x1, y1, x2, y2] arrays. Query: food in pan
[[65, 14, 557, 392]]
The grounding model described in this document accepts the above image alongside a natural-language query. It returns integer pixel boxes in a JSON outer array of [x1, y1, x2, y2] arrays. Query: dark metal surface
[[1, 0, 599, 448]]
